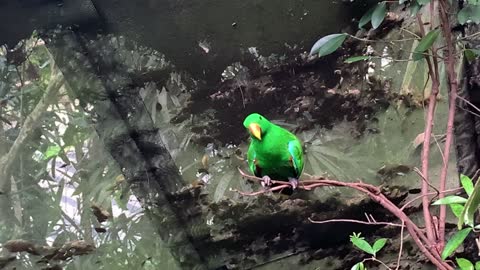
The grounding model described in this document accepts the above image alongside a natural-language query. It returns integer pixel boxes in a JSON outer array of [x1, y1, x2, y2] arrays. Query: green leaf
[[310, 33, 347, 57], [417, 0, 431, 4], [44, 145, 61, 160], [441, 228, 472, 260], [432, 195, 468, 205], [345, 56, 370, 63], [461, 174, 474, 196], [465, 49, 480, 63], [458, 5, 480, 25], [469, 0, 480, 4], [475, 261, 480, 270], [359, 6, 375, 29], [351, 262, 366, 270], [371, 2, 387, 29], [413, 29, 440, 61], [372, 238, 387, 255], [450, 204, 465, 218], [459, 176, 480, 228], [457, 258, 474, 270], [350, 233, 375, 255]]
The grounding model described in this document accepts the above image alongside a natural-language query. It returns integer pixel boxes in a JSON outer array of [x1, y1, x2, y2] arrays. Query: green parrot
[[243, 113, 304, 189]]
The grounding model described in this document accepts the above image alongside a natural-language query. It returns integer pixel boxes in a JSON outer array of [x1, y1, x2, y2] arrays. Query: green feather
[[243, 113, 304, 180]]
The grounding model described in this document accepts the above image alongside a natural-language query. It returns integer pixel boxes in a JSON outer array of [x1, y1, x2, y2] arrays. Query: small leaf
[[359, 6, 375, 29], [450, 204, 465, 218], [432, 195, 468, 205], [44, 145, 61, 160], [372, 238, 388, 254], [413, 29, 441, 61], [441, 228, 472, 260], [457, 258, 474, 270], [413, 132, 425, 148], [350, 233, 375, 255], [345, 56, 370, 63], [465, 49, 479, 63], [459, 176, 480, 228], [310, 33, 347, 57], [351, 262, 366, 270], [475, 261, 480, 270], [458, 5, 480, 25], [371, 2, 387, 29], [461, 174, 474, 197]]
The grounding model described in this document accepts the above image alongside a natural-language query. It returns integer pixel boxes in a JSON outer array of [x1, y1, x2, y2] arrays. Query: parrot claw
[[261, 176, 272, 188], [288, 177, 299, 189]]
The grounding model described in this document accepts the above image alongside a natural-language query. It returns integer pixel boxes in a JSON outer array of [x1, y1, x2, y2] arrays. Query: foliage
[[350, 232, 387, 268], [0, 32, 181, 269], [310, 0, 480, 63], [309, 1, 480, 269], [412, 29, 440, 61], [432, 175, 480, 263]]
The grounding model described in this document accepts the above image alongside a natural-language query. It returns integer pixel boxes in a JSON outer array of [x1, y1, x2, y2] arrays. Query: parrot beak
[[249, 123, 262, 140]]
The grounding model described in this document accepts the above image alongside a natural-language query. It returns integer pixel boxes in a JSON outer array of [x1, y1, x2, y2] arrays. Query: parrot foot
[[261, 175, 272, 188], [288, 177, 299, 189]]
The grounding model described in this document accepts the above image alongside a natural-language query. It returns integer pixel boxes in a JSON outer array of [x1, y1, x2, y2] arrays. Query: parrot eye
[[259, 116, 263, 120]]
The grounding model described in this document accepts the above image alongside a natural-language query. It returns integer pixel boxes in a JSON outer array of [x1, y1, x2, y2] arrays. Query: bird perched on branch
[[243, 113, 304, 193]]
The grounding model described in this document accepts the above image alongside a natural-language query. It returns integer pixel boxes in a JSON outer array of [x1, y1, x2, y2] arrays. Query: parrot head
[[243, 113, 271, 141]]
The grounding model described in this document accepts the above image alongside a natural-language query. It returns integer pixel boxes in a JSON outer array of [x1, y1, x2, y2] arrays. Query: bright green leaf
[[44, 145, 61, 160], [351, 262, 366, 270], [359, 6, 375, 29], [458, 5, 480, 25], [475, 261, 480, 270], [413, 29, 440, 61], [461, 174, 474, 196], [345, 56, 370, 63], [450, 204, 465, 218], [459, 176, 480, 228], [442, 228, 472, 260], [372, 238, 387, 255], [310, 33, 347, 57], [432, 195, 468, 205], [350, 233, 375, 255], [457, 258, 474, 270], [371, 2, 387, 29]]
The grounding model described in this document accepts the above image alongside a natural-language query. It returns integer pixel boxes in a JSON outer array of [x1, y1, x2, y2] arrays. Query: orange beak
[[248, 123, 262, 140]]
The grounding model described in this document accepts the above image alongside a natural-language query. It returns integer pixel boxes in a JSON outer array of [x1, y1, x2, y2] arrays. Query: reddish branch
[[437, 0, 458, 250], [416, 12, 439, 245], [237, 168, 453, 270]]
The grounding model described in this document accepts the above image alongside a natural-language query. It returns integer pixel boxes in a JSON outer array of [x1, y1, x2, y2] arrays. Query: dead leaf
[[413, 132, 425, 149], [91, 203, 111, 223]]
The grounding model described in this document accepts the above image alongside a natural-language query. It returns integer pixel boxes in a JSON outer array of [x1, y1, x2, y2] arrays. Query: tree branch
[[0, 70, 65, 193]]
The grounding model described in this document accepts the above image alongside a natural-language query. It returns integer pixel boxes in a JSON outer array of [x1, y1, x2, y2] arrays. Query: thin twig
[[396, 220, 405, 270], [308, 217, 404, 227], [363, 257, 393, 270]]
